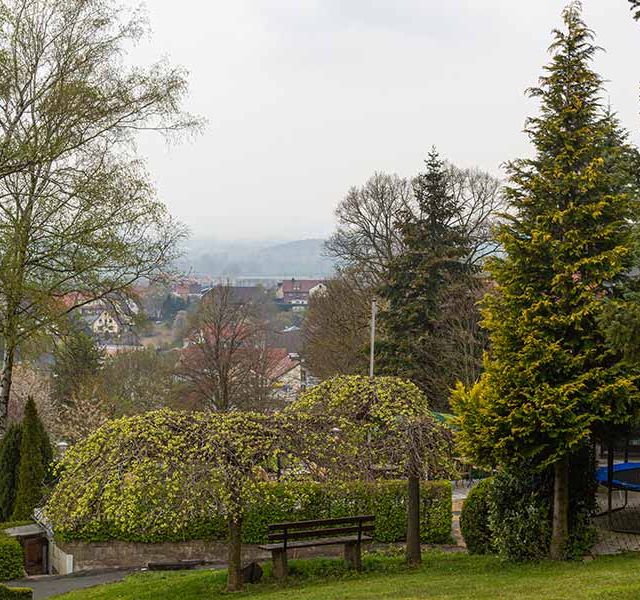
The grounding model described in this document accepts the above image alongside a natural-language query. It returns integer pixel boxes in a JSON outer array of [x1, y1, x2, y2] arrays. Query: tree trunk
[[406, 474, 422, 566], [227, 516, 243, 592], [0, 344, 15, 433], [549, 456, 569, 560]]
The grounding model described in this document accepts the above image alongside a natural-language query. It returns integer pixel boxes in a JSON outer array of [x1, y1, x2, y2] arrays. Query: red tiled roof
[[281, 279, 324, 294]]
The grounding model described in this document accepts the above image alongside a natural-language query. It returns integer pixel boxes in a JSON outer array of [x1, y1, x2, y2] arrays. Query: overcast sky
[[126, 1, 640, 241]]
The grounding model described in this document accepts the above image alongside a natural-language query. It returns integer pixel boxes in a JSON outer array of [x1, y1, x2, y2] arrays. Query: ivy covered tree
[[453, 2, 640, 560], [12, 397, 52, 520], [0, 423, 22, 520], [377, 148, 478, 410]]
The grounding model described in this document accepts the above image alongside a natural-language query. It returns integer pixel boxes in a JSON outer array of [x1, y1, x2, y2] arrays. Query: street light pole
[[369, 297, 377, 380]]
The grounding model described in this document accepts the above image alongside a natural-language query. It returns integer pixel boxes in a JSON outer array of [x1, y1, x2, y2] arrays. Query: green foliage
[[0, 534, 23, 582], [0, 425, 22, 521], [290, 375, 430, 425], [487, 471, 551, 562], [378, 149, 478, 411], [631, 0, 640, 20], [11, 399, 51, 520], [51, 479, 451, 545], [487, 447, 597, 562], [460, 478, 494, 555], [0, 586, 31, 599], [52, 327, 104, 405], [453, 3, 640, 471]]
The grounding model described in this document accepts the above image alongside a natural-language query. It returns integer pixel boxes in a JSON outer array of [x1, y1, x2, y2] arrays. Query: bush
[[0, 425, 22, 522], [53, 479, 452, 545], [0, 585, 32, 599], [488, 471, 551, 562], [460, 478, 493, 554], [486, 445, 596, 562], [0, 535, 23, 581]]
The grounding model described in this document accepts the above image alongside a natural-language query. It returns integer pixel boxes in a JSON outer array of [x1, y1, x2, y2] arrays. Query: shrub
[[485, 445, 597, 562], [0, 585, 32, 599], [0, 535, 23, 582], [460, 478, 493, 555], [52, 479, 452, 545], [0, 425, 22, 522], [12, 399, 51, 520], [488, 471, 551, 562]]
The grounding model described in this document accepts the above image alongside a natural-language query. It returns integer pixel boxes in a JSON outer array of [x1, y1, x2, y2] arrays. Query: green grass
[[55, 551, 640, 600]]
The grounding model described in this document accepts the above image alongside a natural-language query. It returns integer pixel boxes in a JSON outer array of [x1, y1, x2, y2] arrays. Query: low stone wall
[[55, 540, 346, 573]]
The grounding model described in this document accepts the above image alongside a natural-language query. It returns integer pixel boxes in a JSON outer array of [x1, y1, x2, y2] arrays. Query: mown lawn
[[55, 551, 640, 599]]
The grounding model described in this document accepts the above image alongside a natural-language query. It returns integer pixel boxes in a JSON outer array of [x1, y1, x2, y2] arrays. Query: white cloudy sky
[[126, 1, 640, 241]]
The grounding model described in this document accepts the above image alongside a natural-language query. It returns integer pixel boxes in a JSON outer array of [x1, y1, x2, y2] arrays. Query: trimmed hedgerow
[[460, 478, 493, 555], [0, 585, 32, 599], [54, 479, 452, 545], [0, 535, 23, 582]]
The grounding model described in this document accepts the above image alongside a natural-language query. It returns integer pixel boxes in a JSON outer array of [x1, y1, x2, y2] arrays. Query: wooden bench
[[258, 514, 375, 580]]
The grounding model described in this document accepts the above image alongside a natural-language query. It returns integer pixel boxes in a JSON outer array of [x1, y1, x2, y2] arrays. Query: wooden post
[[344, 542, 362, 571], [271, 549, 288, 580]]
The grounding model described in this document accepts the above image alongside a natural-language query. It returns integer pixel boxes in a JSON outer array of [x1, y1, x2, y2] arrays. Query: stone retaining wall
[[55, 540, 347, 573]]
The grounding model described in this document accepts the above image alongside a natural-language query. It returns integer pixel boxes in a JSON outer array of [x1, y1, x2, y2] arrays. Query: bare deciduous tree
[[326, 165, 503, 285], [0, 0, 201, 430], [326, 173, 412, 285], [175, 285, 280, 412], [302, 273, 372, 379]]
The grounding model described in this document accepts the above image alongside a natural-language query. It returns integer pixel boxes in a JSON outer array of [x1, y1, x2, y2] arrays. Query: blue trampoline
[[596, 459, 640, 533], [596, 462, 640, 492]]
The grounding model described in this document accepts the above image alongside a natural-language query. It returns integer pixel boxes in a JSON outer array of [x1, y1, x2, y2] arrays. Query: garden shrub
[[487, 445, 597, 561], [460, 478, 493, 554], [0, 585, 32, 599], [52, 479, 452, 545], [0, 535, 23, 581]]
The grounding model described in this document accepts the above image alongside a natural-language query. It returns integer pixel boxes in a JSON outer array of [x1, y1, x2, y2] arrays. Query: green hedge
[[57, 480, 452, 545], [0, 535, 23, 582], [0, 585, 32, 599], [460, 478, 493, 555]]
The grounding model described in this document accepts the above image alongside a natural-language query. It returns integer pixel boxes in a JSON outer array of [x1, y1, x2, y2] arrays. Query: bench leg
[[271, 548, 288, 581], [344, 542, 362, 571]]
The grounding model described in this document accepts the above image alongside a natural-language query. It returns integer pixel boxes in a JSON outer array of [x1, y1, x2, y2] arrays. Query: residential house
[[276, 279, 326, 306]]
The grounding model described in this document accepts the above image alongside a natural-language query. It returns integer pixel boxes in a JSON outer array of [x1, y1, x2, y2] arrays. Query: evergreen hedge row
[[0, 586, 32, 599], [57, 480, 452, 545], [0, 535, 23, 582]]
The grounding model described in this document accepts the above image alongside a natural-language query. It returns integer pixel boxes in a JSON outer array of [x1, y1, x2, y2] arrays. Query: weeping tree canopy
[[44, 409, 357, 537], [287, 375, 454, 480]]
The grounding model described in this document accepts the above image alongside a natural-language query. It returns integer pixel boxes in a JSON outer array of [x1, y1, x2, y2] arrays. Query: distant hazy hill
[[182, 238, 335, 278]]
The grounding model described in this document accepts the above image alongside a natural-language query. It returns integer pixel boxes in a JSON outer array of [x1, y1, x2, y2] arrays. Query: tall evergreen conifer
[[453, 2, 640, 559], [378, 148, 475, 408], [11, 398, 51, 520], [0, 423, 22, 520]]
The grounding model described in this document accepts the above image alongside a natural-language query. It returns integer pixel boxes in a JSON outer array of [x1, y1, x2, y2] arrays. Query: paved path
[[6, 570, 131, 599]]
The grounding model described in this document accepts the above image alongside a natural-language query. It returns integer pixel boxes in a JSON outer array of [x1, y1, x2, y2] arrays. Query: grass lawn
[[54, 551, 640, 600]]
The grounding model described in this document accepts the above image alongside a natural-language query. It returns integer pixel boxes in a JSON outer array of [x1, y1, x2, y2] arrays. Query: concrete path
[[6, 570, 131, 599]]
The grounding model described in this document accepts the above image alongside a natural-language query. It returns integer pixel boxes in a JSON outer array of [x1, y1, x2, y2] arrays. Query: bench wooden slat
[[258, 535, 373, 552], [268, 524, 375, 542], [267, 515, 374, 531]]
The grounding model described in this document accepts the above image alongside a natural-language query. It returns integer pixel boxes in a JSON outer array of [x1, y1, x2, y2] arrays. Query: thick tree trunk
[[406, 474, 422, 566], [0, 345, 15, 434], [550, 456, 569, 560], [227, 517, 244, 592]]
